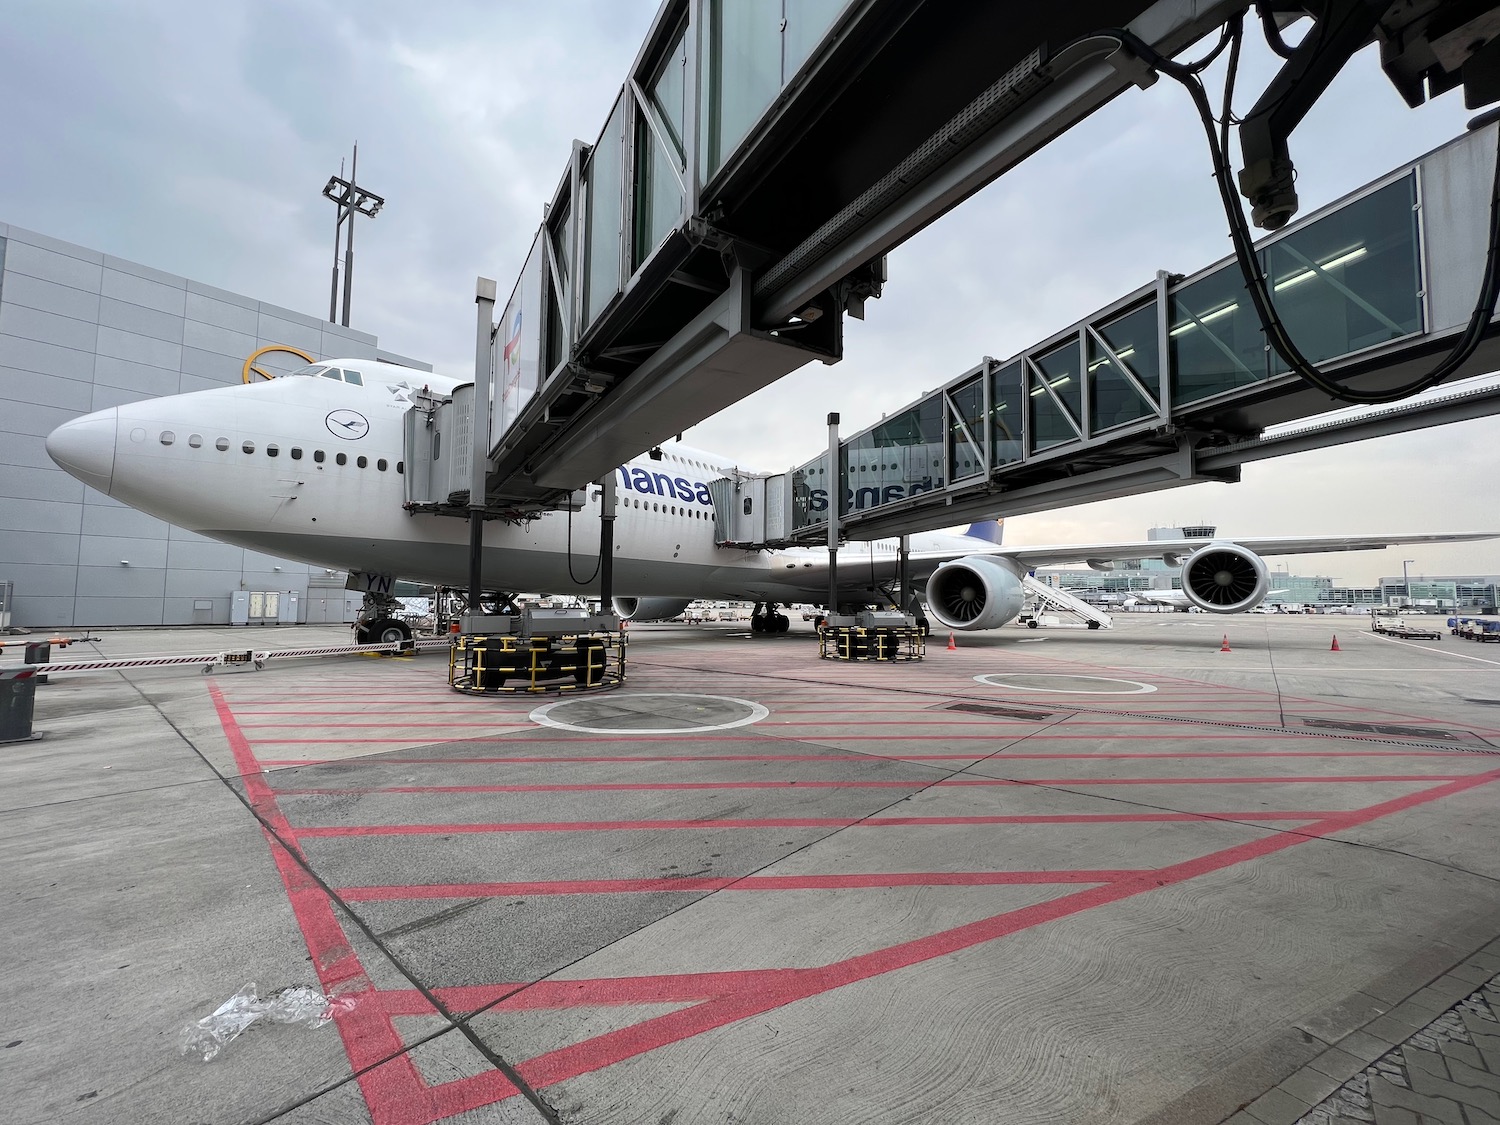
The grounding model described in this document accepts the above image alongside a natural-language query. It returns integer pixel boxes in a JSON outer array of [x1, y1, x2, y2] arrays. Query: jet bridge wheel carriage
[[448, 631, 625, 695], [817, 614, 925, 663]]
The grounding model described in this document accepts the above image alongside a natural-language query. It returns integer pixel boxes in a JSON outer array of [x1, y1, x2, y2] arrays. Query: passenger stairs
[[1021, 576, 1113, 630]]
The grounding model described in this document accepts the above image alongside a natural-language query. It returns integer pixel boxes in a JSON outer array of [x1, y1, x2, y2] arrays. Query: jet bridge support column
[[826, 413, 840, 613], [467, 277, 496, 614], [599, 473, 616, 610]]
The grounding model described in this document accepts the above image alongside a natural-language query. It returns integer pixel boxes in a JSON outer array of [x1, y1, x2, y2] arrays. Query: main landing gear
[[750, 602, 790, 634], [353, 592, 414, 651]]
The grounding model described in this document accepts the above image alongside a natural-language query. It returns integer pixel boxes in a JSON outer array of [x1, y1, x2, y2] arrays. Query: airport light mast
[[322, 143, 384, 328]]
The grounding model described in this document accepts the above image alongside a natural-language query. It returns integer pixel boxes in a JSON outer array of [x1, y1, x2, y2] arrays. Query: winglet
[[964, 519, 1004, 545]]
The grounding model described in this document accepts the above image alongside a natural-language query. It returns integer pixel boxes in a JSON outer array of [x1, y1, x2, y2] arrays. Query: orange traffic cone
[[1331, 635, 1341, 651], [947, 632, 957, 651], [1219, 634, 1232, 652]]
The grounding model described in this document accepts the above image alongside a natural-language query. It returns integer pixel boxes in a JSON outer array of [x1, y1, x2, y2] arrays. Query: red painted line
[[293, 811, 1324, 837], [208, 683, 474, 1124], [502, 765, 1500, 1091], [254, 749, 1470, 768], [240, 722, 534, 730], [340, 869, 1140, 900], [276, 774, 1465, 797]]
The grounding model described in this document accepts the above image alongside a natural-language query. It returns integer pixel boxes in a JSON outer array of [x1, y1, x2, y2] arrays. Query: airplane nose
[[46, 409, 118, 495]]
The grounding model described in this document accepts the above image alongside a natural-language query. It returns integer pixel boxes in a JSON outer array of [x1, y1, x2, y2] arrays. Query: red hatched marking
[[207, 676, 1500, 1124]]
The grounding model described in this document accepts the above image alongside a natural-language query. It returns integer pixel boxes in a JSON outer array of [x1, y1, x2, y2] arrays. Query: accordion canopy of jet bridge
[[713, 123, 1500, 548], [457, 0, 1251, 515]]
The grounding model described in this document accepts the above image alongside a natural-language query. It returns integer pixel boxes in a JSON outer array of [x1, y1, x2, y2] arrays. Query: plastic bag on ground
[[179, 981, 349, 1062]]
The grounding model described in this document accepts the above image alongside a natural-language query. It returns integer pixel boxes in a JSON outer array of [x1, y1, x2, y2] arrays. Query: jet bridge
[[715, 122, 1500, 547]]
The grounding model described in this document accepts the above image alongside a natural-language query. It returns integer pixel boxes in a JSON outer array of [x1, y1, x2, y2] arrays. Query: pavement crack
[[374, 897, 486, 940]]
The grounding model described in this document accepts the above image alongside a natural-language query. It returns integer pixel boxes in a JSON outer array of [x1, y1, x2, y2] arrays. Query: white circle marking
[[530, 693, 769, 734], [973, 673, 1158, 695]]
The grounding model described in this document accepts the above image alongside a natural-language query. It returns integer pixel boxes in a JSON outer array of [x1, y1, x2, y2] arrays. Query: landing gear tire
[[770, 613, 789, 634], [362, 618, 413, 652], [750, 615, 765, 634]]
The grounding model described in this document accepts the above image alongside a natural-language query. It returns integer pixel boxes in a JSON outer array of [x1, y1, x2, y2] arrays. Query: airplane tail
[[964, 518, 1004, 545]]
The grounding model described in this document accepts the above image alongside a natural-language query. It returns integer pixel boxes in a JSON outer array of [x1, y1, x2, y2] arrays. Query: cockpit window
[[290, 364, 330, 378], [320, 370, 342, 381], [340, 368, 364, 386]]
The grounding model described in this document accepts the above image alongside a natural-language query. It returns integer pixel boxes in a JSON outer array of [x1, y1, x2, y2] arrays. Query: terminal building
[[0, 222, 428, 629]]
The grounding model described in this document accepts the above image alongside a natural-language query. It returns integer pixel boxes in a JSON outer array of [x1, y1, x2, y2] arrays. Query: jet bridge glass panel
[[701, 0, 850, 181], [1172, 173, 1422, 406], [1087, 301, 1159, 433], [792, 452, 831, 530], [989, 360, 1024, 467], [1263, 175, 1422, 375], [634, 26, 688, 269], [947, 376, 985, 481], [1028, 341, 1082, 452], [841, 398, 943, 516], [584, 95, 627, 330]]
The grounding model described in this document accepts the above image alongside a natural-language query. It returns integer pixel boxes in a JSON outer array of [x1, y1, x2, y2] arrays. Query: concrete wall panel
[[76, 564, 167, 599], [0, 464, 83, 503], [101, 260, 187, 307], [96, 325, 181, 371], [0, 302, 99, 351], [98, 295, 183, 342], [0, 496, 82, 534], [0, 431, 59, 470], [186, 279, 257, 310], [1, 561, 80, 598], [2, 396, 90, 437], [72, 596, 165, 626], [162, 595, 230, 625], [0, 530, 80, 566], [91, 383, 158, 411], [3, 240, 102, 291], [1, 272, 102, 321], [80, 504, 169, 539], [165, 540, 246, 571], [179, 347, 242, 385], [185, 292, 259, 335], [256, 313, 322, 353], [0, 333, 97, 382], [1, 367, 95, 412], [13, 595, 74, 628], [94, 353, 184, 396], [78, 534, 170, 569], [183, 319, 257, 360], [162, 568, 247, 598]]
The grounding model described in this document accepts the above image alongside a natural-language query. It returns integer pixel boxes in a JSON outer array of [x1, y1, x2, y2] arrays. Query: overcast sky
[[3, 1, 1497, 584]]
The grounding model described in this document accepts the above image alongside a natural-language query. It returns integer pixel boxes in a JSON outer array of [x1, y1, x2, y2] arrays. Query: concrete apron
[[2, 616, 1499, 1124]]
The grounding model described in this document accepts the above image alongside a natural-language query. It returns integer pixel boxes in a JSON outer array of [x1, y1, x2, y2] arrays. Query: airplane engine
[[611, 597, 694, 622], [924, 555, 1026, 631], [1180, 543, 1270, 613]]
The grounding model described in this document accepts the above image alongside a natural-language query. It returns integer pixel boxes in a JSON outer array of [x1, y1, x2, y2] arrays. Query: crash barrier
[[0, 666, 42, 743], [448, 632, 625, 694], [817, 622, 926, 663], [0, 636, 451, 679]]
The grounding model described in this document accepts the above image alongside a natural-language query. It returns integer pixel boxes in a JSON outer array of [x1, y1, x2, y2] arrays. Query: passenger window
[[160, 431, 175, 445], [188, 434, 202, 448], [242, 440, 255, 454], [336, 453, 347, 466], [313, 450, 325, 463], [290, 448, 302, 460], [357, 455, 367, 468], [267, 444, 279, 457], [342, 368, 363, 386], [377, 458, 387, 471], [215, 437, 229, 451]]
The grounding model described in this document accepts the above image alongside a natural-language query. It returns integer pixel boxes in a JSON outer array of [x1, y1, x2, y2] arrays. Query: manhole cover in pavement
[[973, 674, 1158, 695], [531, 693, 769, 733]]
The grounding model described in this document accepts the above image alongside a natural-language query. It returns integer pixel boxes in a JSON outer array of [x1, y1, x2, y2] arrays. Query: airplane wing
[[988, 532, 1500, 571]]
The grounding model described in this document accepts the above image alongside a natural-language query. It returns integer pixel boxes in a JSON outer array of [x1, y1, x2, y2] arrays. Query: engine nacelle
[[611, 597, 693, 622], [1180, 543, 1270, 613], [924, 555, 1027, 631]]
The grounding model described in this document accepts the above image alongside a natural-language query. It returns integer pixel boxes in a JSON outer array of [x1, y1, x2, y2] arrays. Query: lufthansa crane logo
[[242, 344, 316, 384], [325, 409, 370, 439]]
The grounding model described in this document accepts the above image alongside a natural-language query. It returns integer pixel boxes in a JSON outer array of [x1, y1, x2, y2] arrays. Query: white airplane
[[43, 357, 1499, 645], [1123, 588, 1292, 611]]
